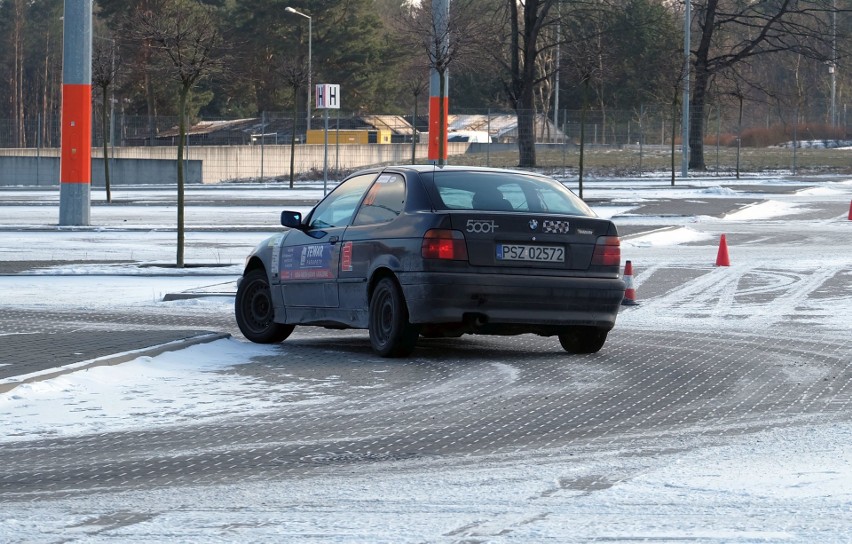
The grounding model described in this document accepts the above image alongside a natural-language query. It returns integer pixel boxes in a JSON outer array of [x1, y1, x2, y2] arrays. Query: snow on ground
[[0, 339, 337, 443], [722, 200, 804, 220], [1, 175, 852, 541], [0, 230, 263, 265], [623, 225, 714, 247], [0, 276, 235, 308]]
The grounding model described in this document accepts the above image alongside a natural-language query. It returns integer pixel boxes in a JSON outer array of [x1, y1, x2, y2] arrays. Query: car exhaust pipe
[[462, 313, 489, 331]]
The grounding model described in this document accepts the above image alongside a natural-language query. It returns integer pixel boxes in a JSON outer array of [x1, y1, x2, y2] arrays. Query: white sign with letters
[[315, 84, 340, 109]]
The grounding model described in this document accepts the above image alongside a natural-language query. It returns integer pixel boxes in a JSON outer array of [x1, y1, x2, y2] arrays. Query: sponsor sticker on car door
[[280, 244, 335, 280]]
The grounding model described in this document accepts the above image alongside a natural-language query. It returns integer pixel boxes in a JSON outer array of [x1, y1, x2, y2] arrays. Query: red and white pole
[[59, 0, 93, 226], [427, 0, 449, 165]]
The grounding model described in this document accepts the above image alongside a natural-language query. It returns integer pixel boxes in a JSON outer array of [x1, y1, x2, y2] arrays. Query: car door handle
[[329, 235, 339, 244]]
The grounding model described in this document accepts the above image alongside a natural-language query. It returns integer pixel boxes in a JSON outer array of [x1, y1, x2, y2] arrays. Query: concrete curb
[[0, 332, 230, 394], [162, 292, 235, 301]]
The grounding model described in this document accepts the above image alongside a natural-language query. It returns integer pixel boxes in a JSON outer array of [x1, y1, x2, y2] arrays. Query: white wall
[[0, 142, 473, 184]]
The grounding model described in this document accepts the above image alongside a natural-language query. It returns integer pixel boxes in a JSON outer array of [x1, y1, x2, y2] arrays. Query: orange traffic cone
[[622, 260, 639, 306], [847, 200, 852, 220], [715, 234, 730, 267]]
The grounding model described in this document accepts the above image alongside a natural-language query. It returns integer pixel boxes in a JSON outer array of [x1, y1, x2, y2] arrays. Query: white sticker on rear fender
[[466, 219, 499, 233]]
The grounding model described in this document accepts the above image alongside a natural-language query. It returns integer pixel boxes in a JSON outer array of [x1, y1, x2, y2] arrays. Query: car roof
[[353, 164, 552, 178]]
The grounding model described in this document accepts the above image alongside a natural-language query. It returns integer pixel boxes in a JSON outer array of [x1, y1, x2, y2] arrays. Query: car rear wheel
[[235, 269, 294, 343], [558, 326, 608, 354], [369, 277, 419, 357]]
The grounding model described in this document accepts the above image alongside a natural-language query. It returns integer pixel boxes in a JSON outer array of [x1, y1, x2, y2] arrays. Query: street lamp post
[[285, 6, 311, 135], [831, 0, 837, 128], [681, 0, 691, 179]]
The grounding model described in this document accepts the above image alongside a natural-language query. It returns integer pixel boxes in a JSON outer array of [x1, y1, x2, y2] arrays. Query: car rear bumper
[[399, 272, 625, 330]]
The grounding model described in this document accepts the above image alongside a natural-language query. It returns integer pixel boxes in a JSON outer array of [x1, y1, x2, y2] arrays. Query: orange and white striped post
[[427, 0, 449, 165], [59, 0, 93, 226], [427, 95, 449, 164]]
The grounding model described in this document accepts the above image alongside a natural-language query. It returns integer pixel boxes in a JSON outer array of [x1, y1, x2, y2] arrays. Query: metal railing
[[1, 106, 850, 186]]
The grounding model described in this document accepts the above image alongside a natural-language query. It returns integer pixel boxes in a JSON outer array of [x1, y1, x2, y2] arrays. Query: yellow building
[[306, 129, 392, 145]]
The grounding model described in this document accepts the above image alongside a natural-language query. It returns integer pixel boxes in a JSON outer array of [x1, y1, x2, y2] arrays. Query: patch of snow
[[0, 339, 335, 443], [700, 186, 740, 196], [0, 276, 236, 308], [624, 226, 713, 247], [723, 200, 803, 220]]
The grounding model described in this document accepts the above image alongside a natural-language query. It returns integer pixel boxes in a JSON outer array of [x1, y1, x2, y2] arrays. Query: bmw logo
[[529, 219, 539, 231]]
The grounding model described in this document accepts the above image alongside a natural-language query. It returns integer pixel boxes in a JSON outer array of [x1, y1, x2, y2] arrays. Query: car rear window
[[425, 171, 595, 216]]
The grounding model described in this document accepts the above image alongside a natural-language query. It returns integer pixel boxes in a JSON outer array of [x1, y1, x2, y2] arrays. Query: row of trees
[[2, 0, 850, 170]]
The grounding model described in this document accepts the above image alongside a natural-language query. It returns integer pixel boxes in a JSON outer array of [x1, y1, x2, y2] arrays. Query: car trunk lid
[[449, 212, 616, 271]]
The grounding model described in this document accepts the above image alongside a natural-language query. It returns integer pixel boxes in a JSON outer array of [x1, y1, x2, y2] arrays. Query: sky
[[1, 174, 851, 542]]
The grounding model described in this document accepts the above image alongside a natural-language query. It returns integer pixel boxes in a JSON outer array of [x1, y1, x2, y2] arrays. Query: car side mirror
[[280, 211, 303, 229]]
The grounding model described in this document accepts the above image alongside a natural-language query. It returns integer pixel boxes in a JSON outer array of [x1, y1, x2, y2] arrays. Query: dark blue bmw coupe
[[236, 165, 625, 357]]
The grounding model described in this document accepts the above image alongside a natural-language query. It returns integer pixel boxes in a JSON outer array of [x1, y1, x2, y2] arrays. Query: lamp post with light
[[285, 6, 311, 134]]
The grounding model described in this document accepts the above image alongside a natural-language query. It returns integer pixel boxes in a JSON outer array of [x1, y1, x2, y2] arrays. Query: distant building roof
[[158, 118, 258, 138], [359, 115, 414, 135], [448, 113, 565, 142], [159, 115, 414, 139]]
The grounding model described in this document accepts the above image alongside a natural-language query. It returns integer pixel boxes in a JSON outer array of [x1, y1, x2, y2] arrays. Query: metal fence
[[0, 107, 692, 149], [1, 106, 850, 185]]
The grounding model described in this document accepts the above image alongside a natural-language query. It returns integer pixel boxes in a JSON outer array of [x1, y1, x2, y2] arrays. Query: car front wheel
[[235, 269, 294, 343], [369, 277, 419, 357], [558, 326, 608, 354]]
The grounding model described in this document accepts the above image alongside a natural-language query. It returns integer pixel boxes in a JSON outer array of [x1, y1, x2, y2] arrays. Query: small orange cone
[[622, 260, 639, 306], [715, 234, 730, 267], [847, 200, 852, 220]]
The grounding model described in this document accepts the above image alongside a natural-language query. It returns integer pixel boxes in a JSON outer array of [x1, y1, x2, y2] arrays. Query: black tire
[[558, 326, 608, 354], [369, 277, 419, 357], [235, 268, 294, 343]]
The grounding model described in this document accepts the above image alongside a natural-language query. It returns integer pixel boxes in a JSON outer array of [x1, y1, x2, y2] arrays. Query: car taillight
[[591, 236, 621, 266], [422, 229, 468, 261]]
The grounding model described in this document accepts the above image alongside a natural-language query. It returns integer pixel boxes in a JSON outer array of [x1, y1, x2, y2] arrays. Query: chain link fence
[[1, 105, 850, 186]]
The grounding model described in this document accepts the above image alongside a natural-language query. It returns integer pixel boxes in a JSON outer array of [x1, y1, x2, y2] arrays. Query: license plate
[[496, 244, 565, 262]]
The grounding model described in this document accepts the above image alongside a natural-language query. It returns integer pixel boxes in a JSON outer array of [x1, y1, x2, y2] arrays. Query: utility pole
[[59, 0, 93, 226], [427, 0, 449, 165]]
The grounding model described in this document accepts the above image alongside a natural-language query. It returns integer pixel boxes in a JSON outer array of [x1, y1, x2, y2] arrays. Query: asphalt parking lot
[[2, 323, 850, 496], [1, 177, 851, 541]]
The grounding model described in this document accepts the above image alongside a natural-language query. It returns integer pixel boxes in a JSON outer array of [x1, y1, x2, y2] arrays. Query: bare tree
[[134, 0, 224, 267], [383, 11, 431, 163], [498, 0, 559, 168], [401, 65, 429, 164], [634, 4, 686, 185], [687, 0, 851, 170], [561, 13, 611, 196], [393, 0, 491, 166], [276, 57, 309, 188], [8, 0, 25, 147], [92, 35, 121, 203], [534, 20, 558, 142], [714, 63, 785, 175]]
